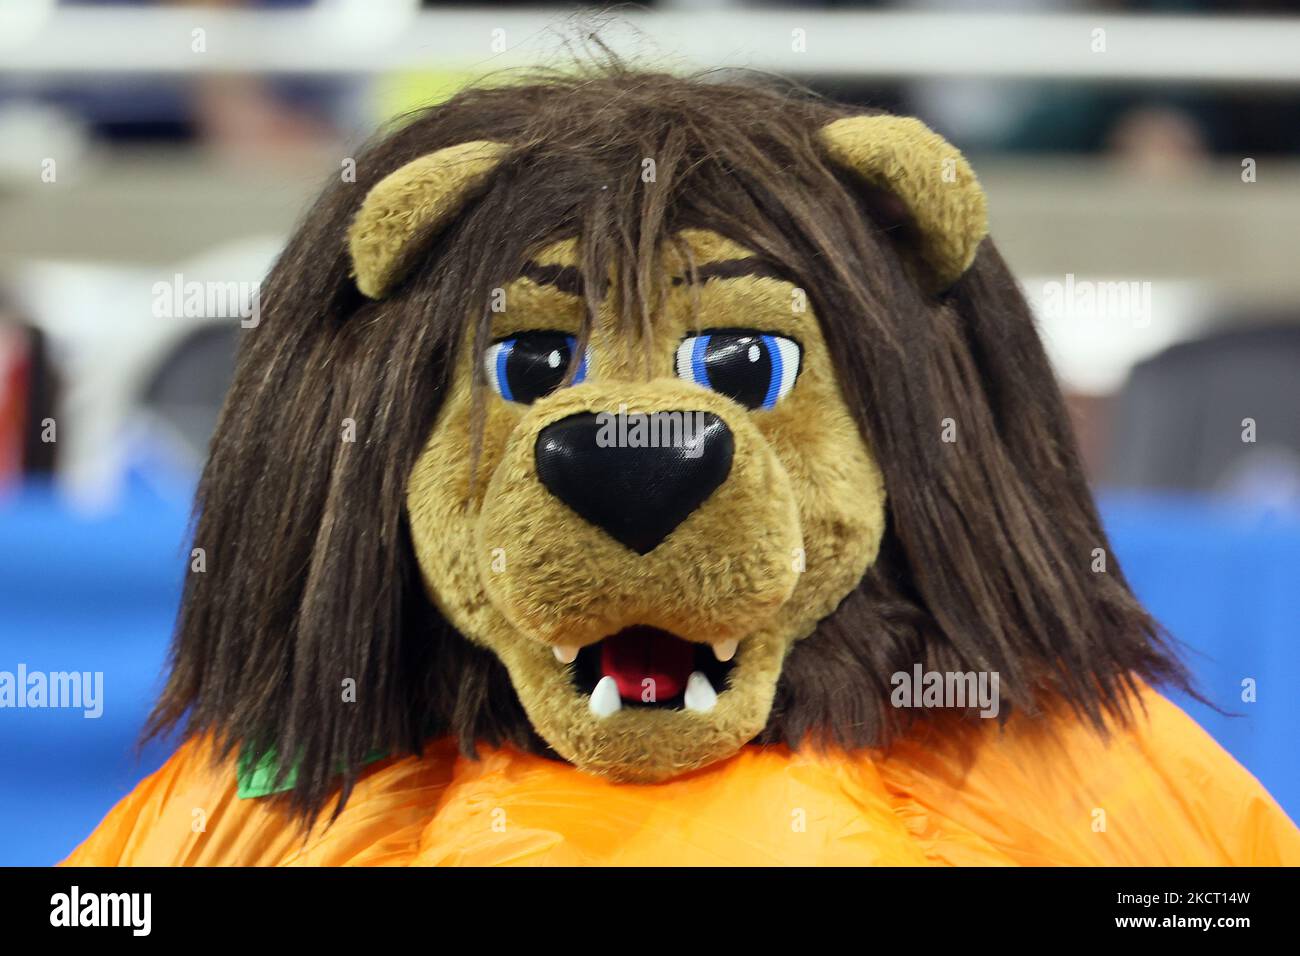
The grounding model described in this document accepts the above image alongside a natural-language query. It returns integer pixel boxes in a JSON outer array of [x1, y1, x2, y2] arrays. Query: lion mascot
[[66, 68, 1299, 866]]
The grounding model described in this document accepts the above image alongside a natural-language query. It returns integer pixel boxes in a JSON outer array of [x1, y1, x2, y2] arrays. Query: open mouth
[[562, 626, 738, 716]]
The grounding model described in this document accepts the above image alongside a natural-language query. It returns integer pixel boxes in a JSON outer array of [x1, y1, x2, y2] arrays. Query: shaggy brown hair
[[147, 64, 1189, 822]]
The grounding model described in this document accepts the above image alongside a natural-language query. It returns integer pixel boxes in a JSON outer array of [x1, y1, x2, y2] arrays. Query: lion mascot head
[[149, 67, 1185, 820]]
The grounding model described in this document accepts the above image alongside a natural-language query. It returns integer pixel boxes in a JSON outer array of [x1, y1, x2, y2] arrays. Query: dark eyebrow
[[519, 261, 584, 297], [518, 257, 789, 296], [671, 258, 791, 286]]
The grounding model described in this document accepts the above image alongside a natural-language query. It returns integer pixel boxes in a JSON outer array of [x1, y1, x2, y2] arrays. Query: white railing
[[2, 5, 1299, 85]]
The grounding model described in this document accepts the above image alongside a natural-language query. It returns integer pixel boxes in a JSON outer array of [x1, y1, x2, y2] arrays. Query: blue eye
[[675, 330, 801, 409], [485, 332, 588, 404]]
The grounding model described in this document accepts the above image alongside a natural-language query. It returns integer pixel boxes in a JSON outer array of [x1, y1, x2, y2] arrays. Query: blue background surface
[[0, 482, 1296, 865]]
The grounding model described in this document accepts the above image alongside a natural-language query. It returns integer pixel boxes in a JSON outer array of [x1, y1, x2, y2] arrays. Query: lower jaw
[[503, 639, 787, 783], [570, 625, 738, 714], [547, 703, 774, 783]]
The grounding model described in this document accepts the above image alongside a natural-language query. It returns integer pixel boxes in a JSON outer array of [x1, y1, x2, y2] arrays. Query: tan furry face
[[406, 229, 886, 781]]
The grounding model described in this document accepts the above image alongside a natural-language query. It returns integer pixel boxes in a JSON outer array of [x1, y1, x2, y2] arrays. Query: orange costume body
[[65, 688, 1300, 867]]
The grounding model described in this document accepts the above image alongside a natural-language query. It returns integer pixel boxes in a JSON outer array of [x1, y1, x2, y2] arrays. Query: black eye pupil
[[703, 334, 772, 409], [503, 333, 575, 404]]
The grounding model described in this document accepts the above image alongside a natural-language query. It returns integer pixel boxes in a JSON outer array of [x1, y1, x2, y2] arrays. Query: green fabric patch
[[236, 747, 389, 800]]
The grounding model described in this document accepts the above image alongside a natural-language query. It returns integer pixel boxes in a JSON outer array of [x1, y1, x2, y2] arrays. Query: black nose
[[534, 411, 734, 555]]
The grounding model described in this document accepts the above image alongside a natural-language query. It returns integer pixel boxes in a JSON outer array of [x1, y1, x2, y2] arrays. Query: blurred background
[[1, 0, 1298, 865]]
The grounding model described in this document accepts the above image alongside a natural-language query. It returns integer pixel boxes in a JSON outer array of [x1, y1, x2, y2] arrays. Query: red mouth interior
[[600, 625, 697, 701]]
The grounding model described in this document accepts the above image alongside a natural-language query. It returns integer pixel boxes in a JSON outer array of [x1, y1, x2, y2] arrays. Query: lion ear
[[347, 139, 510, 299], [817, 115, 988, 293]]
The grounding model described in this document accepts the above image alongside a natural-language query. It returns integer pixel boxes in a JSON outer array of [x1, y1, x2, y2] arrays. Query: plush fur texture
[[349, 139, 509, 298], [147, 66, 1189, 824], [818, 116, 987, 291]]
